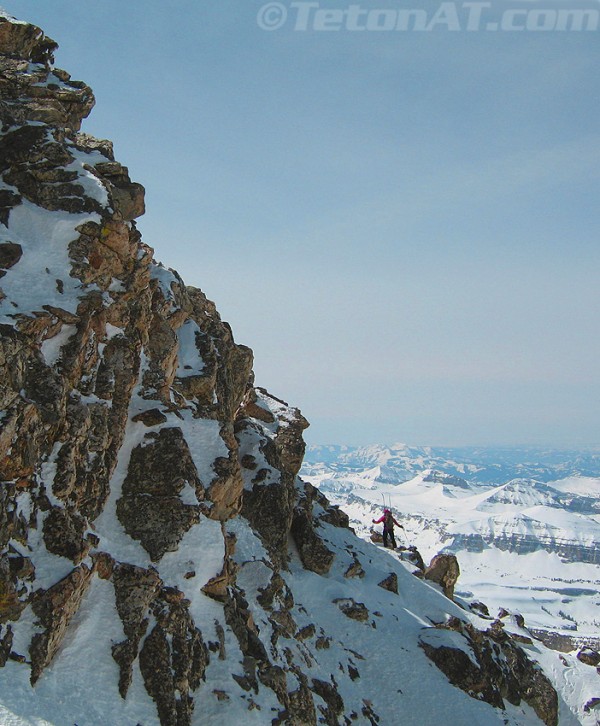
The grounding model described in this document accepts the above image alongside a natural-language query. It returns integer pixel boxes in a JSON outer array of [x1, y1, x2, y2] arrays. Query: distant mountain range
[[303, 443, 600, 485]]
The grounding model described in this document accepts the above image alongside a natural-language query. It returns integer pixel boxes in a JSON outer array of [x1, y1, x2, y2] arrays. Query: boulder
[[333, 598, 369, 622], [0, 242, 22, 272], [424, 553, 460, 599], [577, 648, 600, 667]]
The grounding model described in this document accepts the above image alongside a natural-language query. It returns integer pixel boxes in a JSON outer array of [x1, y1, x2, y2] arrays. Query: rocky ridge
[[0, 13, 596, 726]]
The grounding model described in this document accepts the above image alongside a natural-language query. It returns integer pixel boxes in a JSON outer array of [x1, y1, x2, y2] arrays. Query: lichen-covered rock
[[238, 389, 309, 565], [139, 605, 209, 726], [42, 506, 88, 563], [288, 482, 335, 575], [117, 427, 203, 561]]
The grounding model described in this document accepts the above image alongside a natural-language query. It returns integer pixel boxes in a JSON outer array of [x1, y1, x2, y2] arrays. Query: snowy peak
[[421, 469, 473, 494], [547, 476, 600, 498], [480, 479, 561, 509]]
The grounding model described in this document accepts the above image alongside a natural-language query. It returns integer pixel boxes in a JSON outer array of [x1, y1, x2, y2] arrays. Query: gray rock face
[[42, 506, 89, 563], [238, 389, 309, 566], [291, 486, 335, 576]]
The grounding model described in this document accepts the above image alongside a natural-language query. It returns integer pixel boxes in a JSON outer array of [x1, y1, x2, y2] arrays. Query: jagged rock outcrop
[[0, 14, 337, 722], [29, 564, 94, 684], [377, 572, 398, 594], [0, 12, 257, 718], [0, 13, 576, 726], [420, 616, 558, 726], [333, 597, 370, 622], [117, 427, 204, 561], [290, 484, 336, 575], [237, 387, 309, 566], [397, 544, 426, 572]]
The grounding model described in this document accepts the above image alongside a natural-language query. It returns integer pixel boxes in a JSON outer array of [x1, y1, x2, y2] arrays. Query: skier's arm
[[393, 516, 403, 528], [372, 515, 385, 524]]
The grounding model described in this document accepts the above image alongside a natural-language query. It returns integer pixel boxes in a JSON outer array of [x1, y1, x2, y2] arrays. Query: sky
[[2, 0, 599, 448]]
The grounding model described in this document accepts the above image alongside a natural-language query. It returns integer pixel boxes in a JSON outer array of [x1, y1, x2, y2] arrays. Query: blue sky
[[3, 0, 599, 447]]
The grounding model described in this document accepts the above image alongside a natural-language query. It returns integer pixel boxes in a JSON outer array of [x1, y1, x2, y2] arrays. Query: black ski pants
[[383, 527, 396, 549]]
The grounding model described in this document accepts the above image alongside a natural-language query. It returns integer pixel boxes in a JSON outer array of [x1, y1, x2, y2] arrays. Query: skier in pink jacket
[[372, 509, 403, 549]]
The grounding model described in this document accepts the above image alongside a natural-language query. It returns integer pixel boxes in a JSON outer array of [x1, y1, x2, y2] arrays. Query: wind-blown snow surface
[[302, 447, 600, 649], [0, 199, 102, 326]]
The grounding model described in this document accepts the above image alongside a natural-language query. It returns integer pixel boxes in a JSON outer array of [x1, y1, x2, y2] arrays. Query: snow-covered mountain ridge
[[304, 443, 600, 485], [0, 13, 599, 726]]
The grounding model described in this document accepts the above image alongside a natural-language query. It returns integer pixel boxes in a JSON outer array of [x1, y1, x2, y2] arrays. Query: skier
[[372, 508, 403, 549]]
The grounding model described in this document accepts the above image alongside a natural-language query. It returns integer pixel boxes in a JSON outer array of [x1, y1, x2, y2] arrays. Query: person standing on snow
[[372, 508, 403, 549]]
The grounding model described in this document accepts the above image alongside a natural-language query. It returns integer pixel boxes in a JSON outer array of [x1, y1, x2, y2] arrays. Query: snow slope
[[2, 493, 596, 726]]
